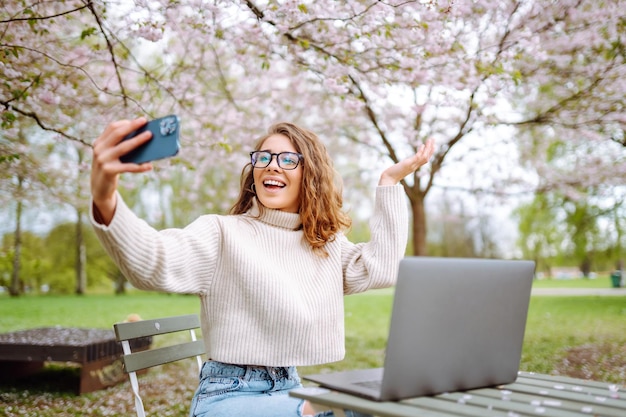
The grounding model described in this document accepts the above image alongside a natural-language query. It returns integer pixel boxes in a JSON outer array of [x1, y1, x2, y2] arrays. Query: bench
[[292, 372, 625, 416]]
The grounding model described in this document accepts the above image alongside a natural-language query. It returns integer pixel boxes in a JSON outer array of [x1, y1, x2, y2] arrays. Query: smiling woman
[[251, 135, 304, 213], [89, 118, 435, 417], [230, 122, 356, 255]]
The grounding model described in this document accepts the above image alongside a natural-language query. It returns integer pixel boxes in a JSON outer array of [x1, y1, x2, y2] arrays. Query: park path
[[531, 287, 626, 296]]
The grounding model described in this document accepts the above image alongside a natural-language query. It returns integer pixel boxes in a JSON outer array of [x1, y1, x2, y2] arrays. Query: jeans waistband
[[202, 360, 297, 381]]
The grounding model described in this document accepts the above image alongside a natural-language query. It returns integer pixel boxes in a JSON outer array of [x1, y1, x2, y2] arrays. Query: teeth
[[264, 180, 285, 187]]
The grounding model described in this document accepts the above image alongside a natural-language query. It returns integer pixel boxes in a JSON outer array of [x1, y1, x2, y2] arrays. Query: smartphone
[[120, 115, 181, 164]]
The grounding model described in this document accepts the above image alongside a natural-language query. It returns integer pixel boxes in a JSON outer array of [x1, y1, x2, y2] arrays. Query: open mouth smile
[[263, 179, 286, 189]]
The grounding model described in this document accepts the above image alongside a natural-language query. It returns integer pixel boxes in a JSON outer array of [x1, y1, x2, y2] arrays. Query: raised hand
[[90, 117, 153, 224], [378, 138, 435, 186]]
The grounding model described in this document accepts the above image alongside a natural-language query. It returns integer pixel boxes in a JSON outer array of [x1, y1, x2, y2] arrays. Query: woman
[[90, 117, 435, 417]]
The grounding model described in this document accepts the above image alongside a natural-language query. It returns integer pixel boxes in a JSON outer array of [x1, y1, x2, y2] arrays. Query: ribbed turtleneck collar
[[246, 198, 302, 231]]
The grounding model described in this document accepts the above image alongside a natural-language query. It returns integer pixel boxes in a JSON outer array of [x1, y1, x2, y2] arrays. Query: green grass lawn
[[1, 287, 624, 384], [0, 288, 624, 416], [532, 276, 618, 288], [0, 292, 201, 332]]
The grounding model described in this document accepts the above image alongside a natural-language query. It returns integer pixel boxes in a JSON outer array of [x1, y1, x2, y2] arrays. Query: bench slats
[[401, 396, 503, 416], [291, 371, 626, 417], [114, 314, 201, 340], [453, 387, 625, 417], [122, 339, 205, 373]]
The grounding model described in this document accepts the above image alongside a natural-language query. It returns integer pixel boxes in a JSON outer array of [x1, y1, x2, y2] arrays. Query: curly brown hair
[[230, 122, 351, 255]]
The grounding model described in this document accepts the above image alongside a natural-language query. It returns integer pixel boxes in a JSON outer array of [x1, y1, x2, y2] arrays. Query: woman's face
[[252, 134, 303, 213]]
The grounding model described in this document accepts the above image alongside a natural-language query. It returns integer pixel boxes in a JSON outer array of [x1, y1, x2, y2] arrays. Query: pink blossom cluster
[[1, 0, 625, 245]]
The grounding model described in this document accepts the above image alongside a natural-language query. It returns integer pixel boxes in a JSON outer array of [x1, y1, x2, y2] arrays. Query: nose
[[266, 154, 282, 170]]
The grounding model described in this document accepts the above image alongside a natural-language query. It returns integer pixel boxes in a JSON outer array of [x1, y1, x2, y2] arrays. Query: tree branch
[[1, 101, 92, 147], [348, 75, 399, 163], [83, 0, 128, 107], [210, 44, 242, 111], [509, 58, 620, 139], [0, 2, 93, 24]]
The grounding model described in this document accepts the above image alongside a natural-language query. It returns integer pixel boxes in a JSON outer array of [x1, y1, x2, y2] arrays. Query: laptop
[[304, 257, 535, 401]]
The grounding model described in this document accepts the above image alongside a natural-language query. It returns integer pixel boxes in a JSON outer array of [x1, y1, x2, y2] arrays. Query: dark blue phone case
[[120, 115, 180, 164]]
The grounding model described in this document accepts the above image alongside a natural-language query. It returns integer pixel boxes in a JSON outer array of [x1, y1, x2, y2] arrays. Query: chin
[[257, 196, 299, 213]]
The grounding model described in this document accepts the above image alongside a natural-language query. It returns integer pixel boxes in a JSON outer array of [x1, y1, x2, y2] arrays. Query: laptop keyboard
[[354, 379, 382, 390]]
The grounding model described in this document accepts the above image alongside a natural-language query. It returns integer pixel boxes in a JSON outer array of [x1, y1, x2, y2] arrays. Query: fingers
[[91, 117, 154, 208], [92, 117, 155, 170], [93, 117, 151, 161], [403, 138, 435, 172], [415, 138, 435, 164], [378, 138, 436, 186], [416, 138, 435, 164]]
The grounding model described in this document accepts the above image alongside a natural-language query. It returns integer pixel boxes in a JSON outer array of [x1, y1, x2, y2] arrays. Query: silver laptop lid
[[379, 257, 535, 400]]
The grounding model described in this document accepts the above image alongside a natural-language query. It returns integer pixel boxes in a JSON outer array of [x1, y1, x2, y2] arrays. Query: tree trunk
[[75, 209, 87, 295], [580, 255, 591, 278], [409, 191, 427, 256], [9, 177, 23, 297], [114, 270, 126, 295]]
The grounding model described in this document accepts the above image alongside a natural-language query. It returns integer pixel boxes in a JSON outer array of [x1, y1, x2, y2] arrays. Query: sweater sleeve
[[90, 193, 219, 294], [341, 185, 409, 295]]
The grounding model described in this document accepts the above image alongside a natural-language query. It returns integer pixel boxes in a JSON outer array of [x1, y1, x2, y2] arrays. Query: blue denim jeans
[[189, 361, 370, 417]]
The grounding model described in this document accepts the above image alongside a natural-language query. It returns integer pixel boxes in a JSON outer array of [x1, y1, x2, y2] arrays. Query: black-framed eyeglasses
[[250, 151, 303, 170]]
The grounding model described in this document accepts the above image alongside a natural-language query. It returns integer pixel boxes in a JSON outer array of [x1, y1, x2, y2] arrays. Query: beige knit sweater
[[91, 185, 408, 366]]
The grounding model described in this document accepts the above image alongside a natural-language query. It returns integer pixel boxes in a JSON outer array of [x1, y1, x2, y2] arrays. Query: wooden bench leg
[[80, 357, 125, 394]]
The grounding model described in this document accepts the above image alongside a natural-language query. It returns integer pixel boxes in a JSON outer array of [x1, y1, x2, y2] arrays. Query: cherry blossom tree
[[224, 0, 626, 254], [2, 0, 626, 264]]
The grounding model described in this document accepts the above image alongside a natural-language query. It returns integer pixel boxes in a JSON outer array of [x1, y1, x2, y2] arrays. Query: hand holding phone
[[120, 115, 181, 164]]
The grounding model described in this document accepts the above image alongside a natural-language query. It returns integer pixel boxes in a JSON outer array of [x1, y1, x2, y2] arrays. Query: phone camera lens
[[159, 117, 177, 136]]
